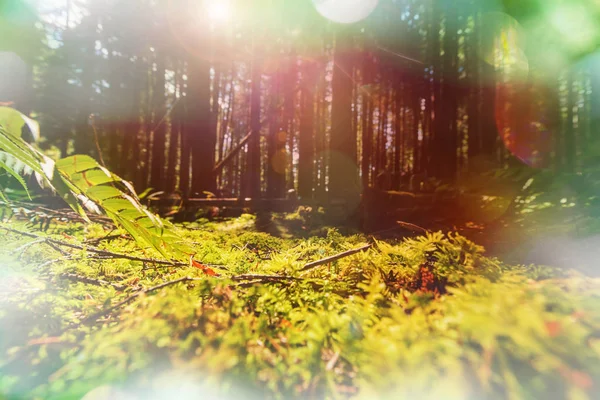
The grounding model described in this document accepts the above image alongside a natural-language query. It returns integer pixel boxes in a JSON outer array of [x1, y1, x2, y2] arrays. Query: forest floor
[[0, 201, 599, 400]]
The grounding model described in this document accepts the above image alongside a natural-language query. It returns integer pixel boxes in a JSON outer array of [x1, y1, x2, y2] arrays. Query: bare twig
[[299, 244, 372, 273], [3, 201, 114, 226], [231, 274, 301, 282], [84, 233, 128, 246], [58, 273, 130, 291], [395, 220, 430, 234], [35, 256, 74, 270], [2, 227, 185, 267], [10, 238, 46, 258]]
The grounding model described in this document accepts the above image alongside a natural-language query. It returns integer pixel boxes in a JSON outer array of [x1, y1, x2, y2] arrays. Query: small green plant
[[0, 107, 192, 260]]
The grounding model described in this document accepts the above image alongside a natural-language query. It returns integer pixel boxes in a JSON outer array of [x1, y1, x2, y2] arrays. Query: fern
[[0, 107, 192, 261]]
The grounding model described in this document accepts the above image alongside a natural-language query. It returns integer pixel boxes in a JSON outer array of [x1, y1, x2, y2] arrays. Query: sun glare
[[207, 0, 231, 23], [312, 0, 379, 24]]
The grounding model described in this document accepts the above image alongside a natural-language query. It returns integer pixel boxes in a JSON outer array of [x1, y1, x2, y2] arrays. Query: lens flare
[[495, 82, 552, 168], [480, 12, 529, 79], [312, 0, 379, 24], [271, 148, 288, 174], [549, 4, 598, 54], [207, 0, 231, 23]]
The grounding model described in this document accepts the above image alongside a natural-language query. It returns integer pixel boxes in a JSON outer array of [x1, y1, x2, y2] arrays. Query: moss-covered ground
[[0, 210, 599, 400]]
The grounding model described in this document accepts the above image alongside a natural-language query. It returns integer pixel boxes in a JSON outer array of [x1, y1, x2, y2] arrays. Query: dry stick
[[395, 220, 431, 234], [231, 274, 301, 282], [1, 227, 186, 267], [84, 233, 127, 246], [213, 117, 268, 173], [5, 201, 114, 226], [299, 244, 373, 273], [4, 227, 302, 283], [58, 273, 130, 291]]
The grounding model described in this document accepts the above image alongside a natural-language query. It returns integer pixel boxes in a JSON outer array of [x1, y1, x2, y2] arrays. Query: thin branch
[[213, 117, 268, 173], [395, 220, 430, 234], [1, 227, 185, 267], [299, 244, 373, 273], [84, 233, 128, 246], [231, 274, 301, 282], [58, 273, 130, 291], [35, 256, 74, 270]]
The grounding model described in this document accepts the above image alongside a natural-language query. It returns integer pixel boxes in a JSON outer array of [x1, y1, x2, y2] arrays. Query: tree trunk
[[150, 54, 166, 191], [188, 52, 215, 196], [565, 70, 576, 173], [298, 61, 316, 199], [361, 51, 373, 189], [248, 55, 262, 199], [329, 28, 359, 206]]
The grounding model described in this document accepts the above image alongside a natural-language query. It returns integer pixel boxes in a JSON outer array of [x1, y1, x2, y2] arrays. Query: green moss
[[0, 216, 599, 400]]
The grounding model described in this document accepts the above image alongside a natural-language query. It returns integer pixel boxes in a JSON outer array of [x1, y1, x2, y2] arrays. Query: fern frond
[[0, 107, 192, 261]]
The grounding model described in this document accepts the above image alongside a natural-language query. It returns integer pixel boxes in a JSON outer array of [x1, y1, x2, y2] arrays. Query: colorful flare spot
[[276, 131, 287, 144], [480, 12, 528, 77], [312, 0, 379, 24], [495, 82, 553, 168], [271, 149, 288, 174], [207, 0, 231, 23]]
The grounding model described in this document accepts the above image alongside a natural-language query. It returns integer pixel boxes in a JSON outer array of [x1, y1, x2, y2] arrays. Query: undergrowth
[[0, 213, 599, 400]]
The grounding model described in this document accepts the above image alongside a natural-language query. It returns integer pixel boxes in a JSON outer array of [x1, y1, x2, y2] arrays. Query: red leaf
[[545, 321, 562, 337], [559, 366, 594, 390], [280, 319, 292, 329], [191, 260, 220, 277]]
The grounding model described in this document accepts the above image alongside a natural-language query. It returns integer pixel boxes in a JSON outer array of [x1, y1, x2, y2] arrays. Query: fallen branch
[[299, 244, 372, 273], [395, 220, 430, 234], [57, 273, 131, 291], [84, 233, 127, 246], [231, 274, 301, 282], [3, 201, 114, 227], [213, 117, 268, 174], [2, 227, 186, 267]]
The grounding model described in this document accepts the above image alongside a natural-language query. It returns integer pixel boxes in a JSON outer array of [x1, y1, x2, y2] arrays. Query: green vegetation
[[1, 214, 599, 399], [1, 1, 600, 398], [0, 106, 191, 260]]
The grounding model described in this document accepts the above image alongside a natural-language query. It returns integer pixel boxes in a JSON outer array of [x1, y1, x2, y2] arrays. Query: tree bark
[[298, 61, 316, 199], [329, 28, 359, 207]]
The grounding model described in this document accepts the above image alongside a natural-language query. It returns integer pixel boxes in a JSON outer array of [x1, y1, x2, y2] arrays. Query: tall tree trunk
[[479, 10, 499, 160], [440, 8, 459, 182], [467, 12, 481, 160], [136, 69, 153, 190], [248, 55, 262, 199], [429, 1, 443, 177], [120, 62, 141, 183], [361, 51, 373, 189], [411, 79, 421, 174], [150, 54, 166, 191], [298, 61, 316, 199], [394, 76, 403, 187], [188, 53, 215, 196], [267, 70, 285, 198], [283, 51, 297, 190], [565, 70, 576, 173], [329, 29, 359, 203], [166, 68, 184, 192]]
